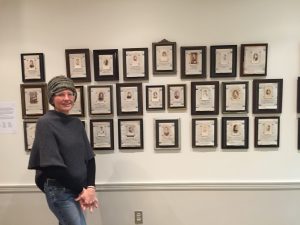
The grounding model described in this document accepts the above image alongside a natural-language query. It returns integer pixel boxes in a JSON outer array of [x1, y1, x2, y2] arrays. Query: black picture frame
[[146, 85, 165, 110], [240, 43, 268, 77], [88, 85, 113, 115], [297, 77, 300, 113], [191, 81, 219, 115], [21, 53, 45, 82], [298, 118, 300, 150], [90, 119, 114, 150], [254, 116, 280, 148], [23, 120, 37, 151], [69, 86, 85, 117], [222, 81, 249, 113], [118, 118, 144, 150], [65, 48, 91, 82], [180, 46, 206, 79], [93, 49, 119, 81], [221, 117, 249, 149], [155, 119, 180, 150], [210, 45, 237, 78], [167, 84, 186, 109], [152, 39, 176, 75], [253, 79, 283, 114], [192, 118, 217, 148], [123, 48, 149, 81], [116, 83, 143, 116], [20, 83, 48, 119]]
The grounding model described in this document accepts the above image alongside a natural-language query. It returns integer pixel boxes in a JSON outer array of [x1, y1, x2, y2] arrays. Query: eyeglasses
[[54, 91, 75, 98]]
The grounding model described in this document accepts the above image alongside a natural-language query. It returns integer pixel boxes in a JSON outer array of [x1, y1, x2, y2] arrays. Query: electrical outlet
[[134, 211, 143, 224]]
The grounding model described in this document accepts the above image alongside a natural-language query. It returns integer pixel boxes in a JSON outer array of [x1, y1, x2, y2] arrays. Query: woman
[[28, 75, 98, 225]]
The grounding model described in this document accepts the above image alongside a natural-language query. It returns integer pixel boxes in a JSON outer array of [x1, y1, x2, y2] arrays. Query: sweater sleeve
[[86, 158, 96, 187]]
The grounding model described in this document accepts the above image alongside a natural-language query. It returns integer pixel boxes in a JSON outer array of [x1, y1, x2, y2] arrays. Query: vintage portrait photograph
[[155, 119, 180, 150], [146, 85, 165, 110], [223, 82, 248, 113], [240, 43, 268, 76], [90, 119, 114, 150], [69, 86, 85, 117], [118, 119, 143, 149], [88, 85, 113, 115], [123, 48, 148, 80], [167, 84, 186, 109], [192, 118, 217, 148], [65, 49, 91, 82], [21, 53, 45, 82], [255, 117, 279, 147]]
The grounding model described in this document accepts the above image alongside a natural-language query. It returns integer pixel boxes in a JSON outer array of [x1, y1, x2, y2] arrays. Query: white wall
[[1, 0, 300, 224]]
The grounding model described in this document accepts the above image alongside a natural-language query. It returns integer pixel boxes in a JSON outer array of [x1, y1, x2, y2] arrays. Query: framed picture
[[20, 83, 48, 119], [240, 43, 268, 76], [298, 118, 300, 150], [146, 85, 165, 110], [222, 81, 248, 113], [254, 117, 280, 148], [297, 77, 300, 113], [123, 48, 148, 80], [118, 119, 143, 149], [69, 86, 85, 117], [253, 79, 283, 114], [21, 53, 45, 82], [116, 83, 143, 116], [65, 48, 91, 82], [88, 85, 113, 115], [90, 119, 114, 150], [180, 46, 206, 79], [23, 120, 37, 151], [222, 117, 249, 149], [167, 84, 186, 109], [152, 39, 176, 74], [210, 45, 237, 78], [155, 119, 180, 150], [93, 49, 119, 81], [191, 81, 219, 115], [192, 118, 217, 148]]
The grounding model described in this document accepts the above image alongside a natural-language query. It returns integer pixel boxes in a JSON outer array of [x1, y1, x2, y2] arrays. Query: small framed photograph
[[167, 84, 186, 109], [253, 79, 283, 114], [116, 83, 143, 116], [23, 120, 37, 151], [93, 49, 119, 81], [152, 39, 176, 75], [254, 117, 280, 148], [146, 85, 165, 110], [123, 48, 148, 80], [21, 53, 45, 82], [118, 119, 143, 149], [210, 45, 237, 78], [155, 119, 180, 150], [69, 86, 85, 117], [240, 43, 268, 76], [65, 49, 91, 82], [180, 46, 206, 79], [222, 81, 249, 113], [191, 81, 219, 115], [90, 119, 114, 150], [298, 119, 300, 150], [222, 117, 249, 149], [297, 77, 300, 113], [192, 118, 217, 148], [88, 85, 113, 115], [20, 83, 48, 119]]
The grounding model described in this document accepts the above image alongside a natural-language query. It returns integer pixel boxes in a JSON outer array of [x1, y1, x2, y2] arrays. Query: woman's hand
[[75, 187, 99, 212]]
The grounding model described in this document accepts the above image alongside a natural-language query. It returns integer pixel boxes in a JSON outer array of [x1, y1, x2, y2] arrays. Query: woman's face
[[52, 89, 75, 114]]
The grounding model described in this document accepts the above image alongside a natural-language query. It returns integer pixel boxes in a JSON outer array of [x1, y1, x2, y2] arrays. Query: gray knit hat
[[47, 75, 77, 106]]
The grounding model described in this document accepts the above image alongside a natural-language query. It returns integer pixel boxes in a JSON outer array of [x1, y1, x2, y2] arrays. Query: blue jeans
[[44, 179, 86, 225]]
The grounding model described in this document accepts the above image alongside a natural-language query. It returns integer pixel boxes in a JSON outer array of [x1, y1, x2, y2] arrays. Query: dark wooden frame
[[155, 119, 180, 150], [221, 117, 249, 149], [122, 48, 149, 81], [146, 85, 165, 110], [240, 43, 268, 77], [191, 81, 219, 115], [21, 53, 45, 82], [152, 39, 176, 75], [93, 49, 119, 81], [192, 118, 217, 148], [69, 85, 85, 117], [210, 45, 237, 78], [88, 85, 113, 115], [90, 119, 114, 150], [65, 48, 91, 82], [167, 84, 186, 109], [180, 46, 206, 79], [253, 79, 283, 114], [116, 83, 143, 116]]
